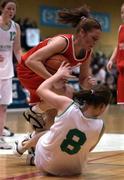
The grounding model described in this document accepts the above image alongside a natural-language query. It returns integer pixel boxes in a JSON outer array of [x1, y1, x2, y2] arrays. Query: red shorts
[[16, 61, 44, 104]]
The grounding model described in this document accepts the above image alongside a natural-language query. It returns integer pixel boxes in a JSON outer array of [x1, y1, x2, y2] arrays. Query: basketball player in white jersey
[[14, 62, 111, 176], [0, 0, 22, 149]]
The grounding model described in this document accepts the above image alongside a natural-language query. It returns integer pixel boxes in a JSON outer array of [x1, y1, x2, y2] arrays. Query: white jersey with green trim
[[0, 20, 16, 79], [35, 102, 104, 176]]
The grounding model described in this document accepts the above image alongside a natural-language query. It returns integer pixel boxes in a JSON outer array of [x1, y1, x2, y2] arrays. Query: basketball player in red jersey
[[16, 5, 102, 164], [107, 3, 124, 104]]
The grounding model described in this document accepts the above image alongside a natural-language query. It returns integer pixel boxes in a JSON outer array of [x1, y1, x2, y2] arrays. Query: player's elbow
[[36, 84, 43, 97], [25, 57, 33, 68]]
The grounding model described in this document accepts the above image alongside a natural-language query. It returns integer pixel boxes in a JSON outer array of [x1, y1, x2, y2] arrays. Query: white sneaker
[[2, 126, 14, 137], [13, 133, 31, 156], [0, 137, 12, 149]]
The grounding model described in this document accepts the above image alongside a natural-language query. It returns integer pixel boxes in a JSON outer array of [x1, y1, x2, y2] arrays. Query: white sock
[[32, 105, 44, 114]]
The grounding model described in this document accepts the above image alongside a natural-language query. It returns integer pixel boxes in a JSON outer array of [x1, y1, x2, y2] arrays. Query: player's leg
[[117, 73, 124, 104], [14, 131, 46, 156], [0, 79, 13, 149], [23, 84, 74, 133], [15, 131, 46, 166], [17, 83, 74, 165], [24, 83, 74, 129], [23, 101, 57, 133]]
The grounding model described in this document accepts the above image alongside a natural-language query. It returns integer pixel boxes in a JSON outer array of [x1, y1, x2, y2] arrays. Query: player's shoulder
[[15, 22, 20, 30], [10, 20, 20, 33], [48, 35, 68, 49], [94, 118, 104, 129], [52, 34, 72, 41], [57, 101, 78, 118], [118, 24, 124, 32], [52, 35, 66, 41], [11, 20, 20, 28]]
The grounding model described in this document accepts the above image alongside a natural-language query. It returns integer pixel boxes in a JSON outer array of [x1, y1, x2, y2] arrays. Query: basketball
[[44, 54, 69, 74]]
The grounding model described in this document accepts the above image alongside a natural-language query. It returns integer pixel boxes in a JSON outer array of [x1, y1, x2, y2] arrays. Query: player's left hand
[[81, 76, 97, 90], [53, 62, 76, 89]]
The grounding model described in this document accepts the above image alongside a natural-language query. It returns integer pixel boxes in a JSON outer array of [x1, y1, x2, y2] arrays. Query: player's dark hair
[[121, 3, 124, 8], [58, 5, 102, 32], [73, 84, 112, 107], [0, 0, 17, 9], [0, 0, 17, 16]]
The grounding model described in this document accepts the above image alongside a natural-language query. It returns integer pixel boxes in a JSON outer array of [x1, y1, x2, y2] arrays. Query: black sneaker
[[23, 107, 46, 132]]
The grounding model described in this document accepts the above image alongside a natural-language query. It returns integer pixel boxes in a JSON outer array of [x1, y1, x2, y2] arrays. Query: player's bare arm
[[79, 56, 96, 89], [25, 36, 67, 79], [37, 63, 73, 114], [13, 23, 22, 62]]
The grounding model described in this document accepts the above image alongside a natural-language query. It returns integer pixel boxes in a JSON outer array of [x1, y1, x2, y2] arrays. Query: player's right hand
[[107, 60, 113, 72]]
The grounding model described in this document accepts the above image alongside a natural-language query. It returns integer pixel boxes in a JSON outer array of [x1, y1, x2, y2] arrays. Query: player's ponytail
[[73, 84, 112, 107], [58, 5, 102, 32], [58, 5, 90, 28]]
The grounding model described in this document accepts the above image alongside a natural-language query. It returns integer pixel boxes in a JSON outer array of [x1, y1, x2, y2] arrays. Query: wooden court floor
[[0, 105, 124, 180]]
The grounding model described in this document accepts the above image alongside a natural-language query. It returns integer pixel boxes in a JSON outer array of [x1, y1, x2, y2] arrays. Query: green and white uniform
[[0, 20, 16, 104], [35, 102, 104, 176]]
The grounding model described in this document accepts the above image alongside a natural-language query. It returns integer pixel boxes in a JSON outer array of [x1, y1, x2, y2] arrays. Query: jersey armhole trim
[[59, 35, 69, 54], [56, 101, 74, 118]]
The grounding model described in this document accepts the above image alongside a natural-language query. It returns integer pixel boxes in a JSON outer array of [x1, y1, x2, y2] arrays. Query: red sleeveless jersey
[[21, 34, 91, 66], [17, 34, 92, 103], [116, 25, 124, 72]]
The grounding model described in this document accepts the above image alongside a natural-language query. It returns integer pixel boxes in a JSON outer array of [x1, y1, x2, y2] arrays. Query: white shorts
[[0, 78, 12, 105]]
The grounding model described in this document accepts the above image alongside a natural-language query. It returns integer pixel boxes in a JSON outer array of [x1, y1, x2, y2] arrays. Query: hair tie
[[91, 89, 94, 94], [80, 16, 87, 20]]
